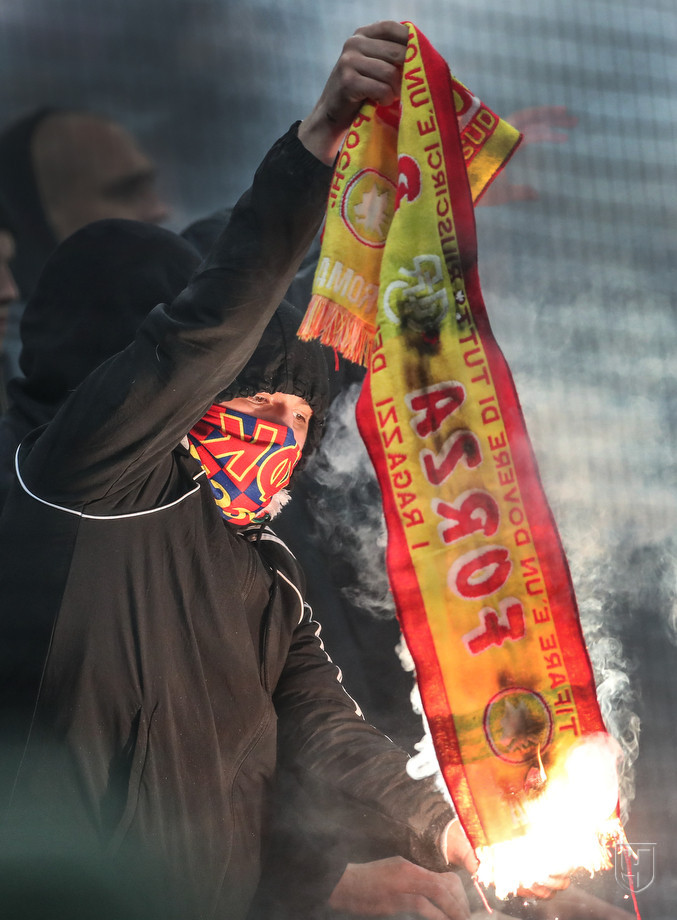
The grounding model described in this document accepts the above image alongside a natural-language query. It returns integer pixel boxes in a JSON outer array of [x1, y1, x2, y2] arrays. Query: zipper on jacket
[[257, 527, 277, 692]]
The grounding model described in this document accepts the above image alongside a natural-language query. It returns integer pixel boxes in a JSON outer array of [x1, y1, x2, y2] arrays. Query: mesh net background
[[1, 0, 675, 914]]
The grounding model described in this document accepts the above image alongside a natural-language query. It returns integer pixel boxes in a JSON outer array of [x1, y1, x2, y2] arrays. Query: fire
[[474, 733, 629, 900]]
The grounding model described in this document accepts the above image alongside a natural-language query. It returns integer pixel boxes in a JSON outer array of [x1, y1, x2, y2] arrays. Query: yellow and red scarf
[[300, 21, 628, 889]]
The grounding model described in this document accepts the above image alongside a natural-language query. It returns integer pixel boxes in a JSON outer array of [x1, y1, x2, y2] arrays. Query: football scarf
[[298, 34, 521, 366], [300, 21, 627, 893], [187, 405, 301, 525]]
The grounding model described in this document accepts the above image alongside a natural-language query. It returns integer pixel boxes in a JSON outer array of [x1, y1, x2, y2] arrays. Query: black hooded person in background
[[0, 198, 19, 412], [0, 222, 198, 510], [0, 22, 510, 920], [0, 106, 169, 388]]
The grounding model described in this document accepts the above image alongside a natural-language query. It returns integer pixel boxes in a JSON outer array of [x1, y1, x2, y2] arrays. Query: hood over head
[[218, 300, 330, 466], [0, 108, 61, 299], [0, 191, 15, 236], [183, 211, 363, 411], [7, 218, 201, 431]]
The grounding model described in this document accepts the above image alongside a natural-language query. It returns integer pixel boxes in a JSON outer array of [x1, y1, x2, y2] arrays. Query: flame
[[536, 745, 546, 783], [475, 733, 628, 900]]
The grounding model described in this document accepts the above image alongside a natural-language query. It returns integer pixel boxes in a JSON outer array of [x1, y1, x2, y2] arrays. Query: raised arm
[[20, 22, 410, 508], [299, 20, 409, 164]]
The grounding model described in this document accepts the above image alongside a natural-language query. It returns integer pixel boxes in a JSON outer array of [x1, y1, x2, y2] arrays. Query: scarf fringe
[[298, 293, 376, 367]]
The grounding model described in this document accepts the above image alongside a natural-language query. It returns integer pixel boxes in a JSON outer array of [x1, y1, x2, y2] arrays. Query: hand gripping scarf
[[299, 22, 635, 904], [188, 405, 301, 525]]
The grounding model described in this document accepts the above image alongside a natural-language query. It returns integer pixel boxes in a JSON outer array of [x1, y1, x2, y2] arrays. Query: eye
[[249, 394, 271, 406], [294, 411, 310, 425]]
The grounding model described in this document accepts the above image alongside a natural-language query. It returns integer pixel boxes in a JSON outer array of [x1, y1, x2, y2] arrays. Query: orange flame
[[475, 733, 627, 900]]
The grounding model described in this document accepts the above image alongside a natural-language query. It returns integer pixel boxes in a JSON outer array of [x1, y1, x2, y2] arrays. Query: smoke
[[307, 359, 646, 822], [395, 636, 455, 805], [563, 534, 641, 823], [570, 532, 677, 821], [654, 540, 677, 648], [307, 382, 393, 619]]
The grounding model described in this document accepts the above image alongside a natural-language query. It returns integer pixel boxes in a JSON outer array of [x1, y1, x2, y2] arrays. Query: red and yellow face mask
[[187, 405, 302, 525]]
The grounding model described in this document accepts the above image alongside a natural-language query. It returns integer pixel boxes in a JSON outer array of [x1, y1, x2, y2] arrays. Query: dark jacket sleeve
[[268, 540, 455, 873], [21, 125, 332, 508]]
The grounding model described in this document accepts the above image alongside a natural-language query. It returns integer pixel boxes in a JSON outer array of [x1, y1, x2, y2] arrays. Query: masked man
[[0, 22, 493, 920]]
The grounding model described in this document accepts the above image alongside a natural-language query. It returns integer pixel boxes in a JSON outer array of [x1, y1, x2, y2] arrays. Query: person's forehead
[[281, 393, 312, 408], [36, 114, 155, 188], [225, 392, 312, 412], [78, 123, 155, 185], [270, 393, 312, 415]]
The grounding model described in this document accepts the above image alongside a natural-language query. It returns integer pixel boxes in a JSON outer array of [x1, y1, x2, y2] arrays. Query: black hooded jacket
[[0, 109, 84, 395], [218, 297, 329, 470], [0, 108, 60, 302], [0, 192, 17, 413], [0, 220, 201, 511], [182, 211, 418, 756], [0, 126, 454, 920]]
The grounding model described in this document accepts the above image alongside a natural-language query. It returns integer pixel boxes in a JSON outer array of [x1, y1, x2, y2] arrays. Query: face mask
[[187, 404, 302, 525]]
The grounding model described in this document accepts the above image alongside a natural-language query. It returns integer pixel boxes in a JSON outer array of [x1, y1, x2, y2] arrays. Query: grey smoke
[[307, 369, 643, 818], [307, 383, 393, 619], [566, 540, 641, 823]]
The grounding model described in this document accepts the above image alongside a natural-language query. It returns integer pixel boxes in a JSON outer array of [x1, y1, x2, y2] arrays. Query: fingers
[[353, 19, 411, 45], [443, 818, 571, 905], [517, 873, 571, 900], [330, 50, 402, 110], [444, 818, 480, 875], [349, 25, 410, 95], [329, 857, 472, 920], [408, 869, 471, 920], [331, 22, 408, 109], [506, 104, 579, 144], [507, 104, 579, 128], [479, 104, 579, 208], [476, 180, 540, 207], [298, 20, 409, 164], [520, 124, 572, 144]]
